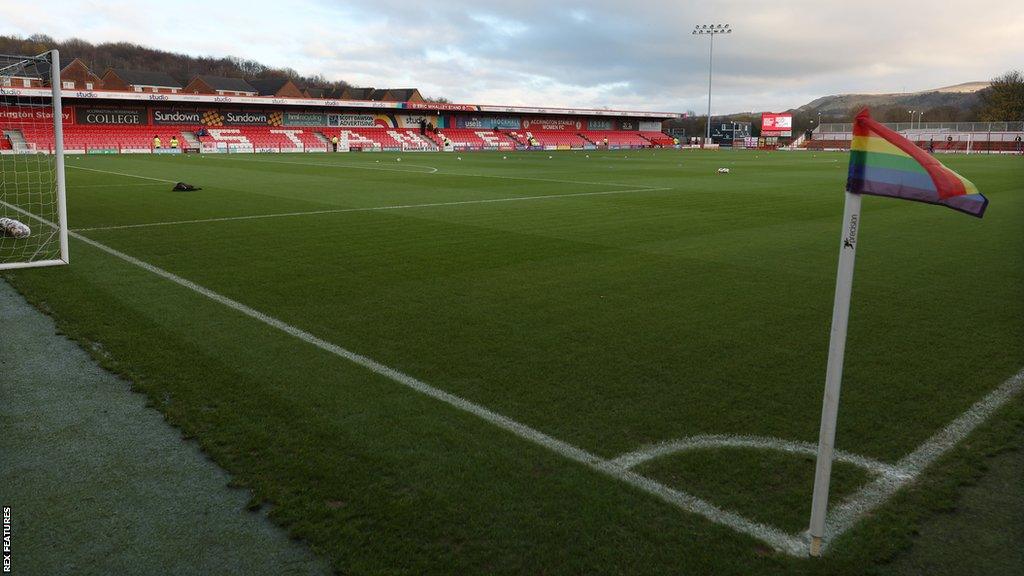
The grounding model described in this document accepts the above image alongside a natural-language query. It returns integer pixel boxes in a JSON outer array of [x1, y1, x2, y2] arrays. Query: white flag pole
[[809, 190, 862, 556]]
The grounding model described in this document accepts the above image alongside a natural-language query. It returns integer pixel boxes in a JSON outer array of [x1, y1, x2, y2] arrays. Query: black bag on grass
[[173, 182, 201, 191]]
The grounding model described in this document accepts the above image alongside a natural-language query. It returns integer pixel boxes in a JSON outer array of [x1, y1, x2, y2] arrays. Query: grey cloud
[[4, 0, 1021, 113]]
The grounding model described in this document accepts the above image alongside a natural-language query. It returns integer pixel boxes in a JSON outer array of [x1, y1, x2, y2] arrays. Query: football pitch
[[5, 149, 1023, 574]]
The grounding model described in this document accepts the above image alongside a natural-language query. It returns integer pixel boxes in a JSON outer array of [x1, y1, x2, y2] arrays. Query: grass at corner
[[636, 447, 871, 534]]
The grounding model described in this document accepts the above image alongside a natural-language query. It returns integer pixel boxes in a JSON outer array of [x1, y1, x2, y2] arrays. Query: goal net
[[0, 50, 68, 270]]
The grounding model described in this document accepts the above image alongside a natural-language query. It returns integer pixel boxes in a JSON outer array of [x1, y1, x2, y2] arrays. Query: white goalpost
[[0, 49, 68, 270]]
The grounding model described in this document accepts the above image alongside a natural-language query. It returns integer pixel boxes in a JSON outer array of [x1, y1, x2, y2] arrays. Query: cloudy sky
[[2, 0, 1021, 113]]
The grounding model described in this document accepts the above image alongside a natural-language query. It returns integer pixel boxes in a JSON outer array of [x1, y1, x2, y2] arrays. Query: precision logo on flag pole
[[808, 108, 988, 557], [847, 109, 988, 217]]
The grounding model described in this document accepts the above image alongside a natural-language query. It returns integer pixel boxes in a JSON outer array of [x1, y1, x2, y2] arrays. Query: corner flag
[[847, 109, 988, 217], [807, 109, 988, 557]]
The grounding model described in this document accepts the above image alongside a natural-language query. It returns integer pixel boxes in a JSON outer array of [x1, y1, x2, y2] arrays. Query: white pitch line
[[66, 164, 179, 183], [65, 227, 805, 556], [821, 368, 1024, 550], [71, 183, 168, 189], [73, 186, 671, 232], [611, 434, 909, 480], [436, 170, 650, 189]]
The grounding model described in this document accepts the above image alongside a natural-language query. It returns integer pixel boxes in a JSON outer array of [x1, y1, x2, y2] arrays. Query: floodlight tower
[[693, 23, 732, 143]]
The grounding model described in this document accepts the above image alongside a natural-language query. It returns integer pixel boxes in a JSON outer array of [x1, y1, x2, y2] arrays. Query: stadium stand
[[803, 133, 1023, 153], [0, 53, 681, 154], [1, 114, 717, 154], [803, 122, 1024, 154], [580, 130, 650, 147], [519, 131, 589, 149], [14, 125, 185, 152], [643, 131, 676, 146], [434, 129, 516, 150], [315, 128, 437, 151]]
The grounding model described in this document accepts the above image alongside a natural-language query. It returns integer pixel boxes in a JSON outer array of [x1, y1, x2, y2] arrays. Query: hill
[[796, 82, 989, 116]]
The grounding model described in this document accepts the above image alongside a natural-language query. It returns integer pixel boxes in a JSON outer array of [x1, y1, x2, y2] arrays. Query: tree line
[[0, 33, 351, 94]]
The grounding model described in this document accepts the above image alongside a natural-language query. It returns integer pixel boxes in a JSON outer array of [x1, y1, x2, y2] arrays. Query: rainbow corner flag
[[847, 109, 988, 217]]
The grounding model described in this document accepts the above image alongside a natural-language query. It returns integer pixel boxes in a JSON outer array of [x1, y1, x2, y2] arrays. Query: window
[[85, 82, 93, 90], [134, 86, 142, 92], [62, 81, 74, 89]]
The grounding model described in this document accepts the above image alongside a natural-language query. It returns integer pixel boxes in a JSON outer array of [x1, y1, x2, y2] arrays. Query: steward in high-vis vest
[[153, 135, 162, 149], [170, 136, 179, 149], [331, 135, 339, 152]]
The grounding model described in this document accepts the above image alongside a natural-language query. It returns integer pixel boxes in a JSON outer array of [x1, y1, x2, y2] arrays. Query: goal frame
[[0, 49, 69, 270]]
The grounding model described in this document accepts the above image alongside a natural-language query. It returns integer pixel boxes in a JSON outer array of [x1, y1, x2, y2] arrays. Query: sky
[[2, 0, 1021, 113]]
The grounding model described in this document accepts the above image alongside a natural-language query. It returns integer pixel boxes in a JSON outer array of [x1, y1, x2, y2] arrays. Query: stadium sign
[[405, 102, 480, 112], [394, 114, 432, 128], [522, 118, 583, 131], [0, 105, 72, 124], [154, 108, 280, 126], [153, 109, 204, 124], [75, 107, 145, 125], [328, 114, 378, 127], [224, 111, 271, 125], [455, 116, 520, 129], [587, 119, 613, 130], [283, 112, 328, 126], [761, 112, 793, 137]]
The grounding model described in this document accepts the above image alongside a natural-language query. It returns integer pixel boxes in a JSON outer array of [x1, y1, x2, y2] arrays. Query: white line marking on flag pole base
[[821, 368, 1024, 551], [10, 199, 1024, 557]]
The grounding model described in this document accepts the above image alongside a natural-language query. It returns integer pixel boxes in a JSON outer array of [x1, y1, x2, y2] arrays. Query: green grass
[[4, 149, 1023, 574], [636, 447, 871, 534]]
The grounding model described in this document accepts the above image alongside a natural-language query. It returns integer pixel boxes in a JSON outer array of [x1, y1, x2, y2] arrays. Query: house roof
[[384, 88, 419, 101], [194, 75, 256, 93], [107, 68, 182, 88], [303, 87, 326, 98], [248, 77, 293, 96], [345, 87, 375, 100]]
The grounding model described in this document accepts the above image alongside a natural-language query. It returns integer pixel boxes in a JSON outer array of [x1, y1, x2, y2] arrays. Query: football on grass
[[0, 217, 31, 239]]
